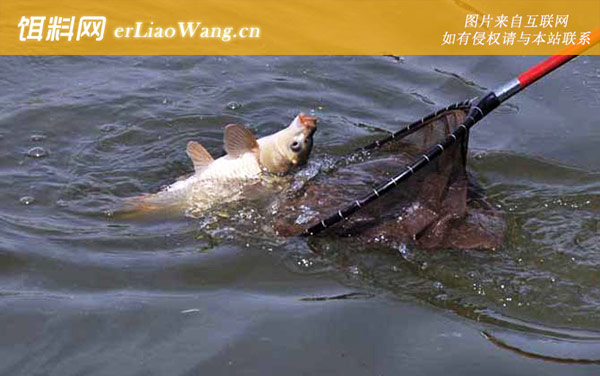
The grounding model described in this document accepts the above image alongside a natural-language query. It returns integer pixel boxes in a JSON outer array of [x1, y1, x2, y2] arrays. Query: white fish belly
[[197, 153, 263, 181], [156, 152, 264, 214]]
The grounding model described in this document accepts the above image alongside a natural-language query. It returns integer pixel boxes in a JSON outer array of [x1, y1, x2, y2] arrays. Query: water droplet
[[27, 146, 48, 158], [30, 134, 46, 142], [226, 101, 242, 110], [397, 243, 408, 257], [296, 257, 313, 268], [19, 196, 35, 205]]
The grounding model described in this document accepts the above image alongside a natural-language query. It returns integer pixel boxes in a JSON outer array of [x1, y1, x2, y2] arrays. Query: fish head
[[258, 113, 318, 173], [285, 113, 318, 166]]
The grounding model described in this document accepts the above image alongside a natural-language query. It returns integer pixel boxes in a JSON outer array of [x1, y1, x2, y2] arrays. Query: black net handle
[[302, 93, 500, 237]]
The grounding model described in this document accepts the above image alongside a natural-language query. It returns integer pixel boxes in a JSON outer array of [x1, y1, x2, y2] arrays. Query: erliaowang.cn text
[[18, 17, 260, 42]]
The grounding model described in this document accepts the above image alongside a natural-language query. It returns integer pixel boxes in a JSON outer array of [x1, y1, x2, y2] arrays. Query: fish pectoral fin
[[224, 124, 259, 157], [186, 141, 214, 172]]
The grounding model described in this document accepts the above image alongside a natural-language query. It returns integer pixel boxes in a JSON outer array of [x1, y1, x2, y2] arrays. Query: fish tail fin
[[118, 193, 182, 218], [123, 194, 161, 213]]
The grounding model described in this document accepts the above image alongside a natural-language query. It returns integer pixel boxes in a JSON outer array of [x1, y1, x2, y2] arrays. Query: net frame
[[300, 31, 600, 236], [302, 98, 480, 236]]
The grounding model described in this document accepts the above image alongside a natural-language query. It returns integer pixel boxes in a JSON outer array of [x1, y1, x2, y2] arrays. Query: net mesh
[[274, 106, 504, 250]]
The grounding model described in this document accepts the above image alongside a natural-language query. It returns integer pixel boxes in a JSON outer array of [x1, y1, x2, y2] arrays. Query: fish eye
[[290, 140, 302, 152]]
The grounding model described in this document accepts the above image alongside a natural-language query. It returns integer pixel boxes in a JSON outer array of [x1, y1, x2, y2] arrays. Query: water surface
[[0, 55, 599, 375]]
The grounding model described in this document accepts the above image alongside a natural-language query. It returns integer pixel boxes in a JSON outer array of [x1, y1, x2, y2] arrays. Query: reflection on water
[[1, 55, 600, 373]]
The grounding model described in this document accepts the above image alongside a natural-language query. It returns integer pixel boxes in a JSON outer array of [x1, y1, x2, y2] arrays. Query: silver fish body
[[124, 113, 317, 216]]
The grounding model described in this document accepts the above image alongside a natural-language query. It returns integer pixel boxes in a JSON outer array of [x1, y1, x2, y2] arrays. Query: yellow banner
[[0, 0, 598, 55]]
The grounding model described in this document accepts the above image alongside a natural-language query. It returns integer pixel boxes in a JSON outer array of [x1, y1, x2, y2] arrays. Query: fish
[[124, 113, 317, 216]]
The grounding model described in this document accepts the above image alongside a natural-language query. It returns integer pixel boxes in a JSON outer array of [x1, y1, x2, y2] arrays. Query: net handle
[[302, 29, 600, 237], [496, 27, 600, 102]]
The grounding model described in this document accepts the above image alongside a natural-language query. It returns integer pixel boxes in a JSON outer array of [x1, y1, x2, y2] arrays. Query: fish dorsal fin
[[224, 124, 259, 157], [186, 141, 214, 172]]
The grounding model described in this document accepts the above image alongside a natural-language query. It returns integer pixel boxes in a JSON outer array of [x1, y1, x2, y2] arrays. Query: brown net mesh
[[274, 107, 504, 250]]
